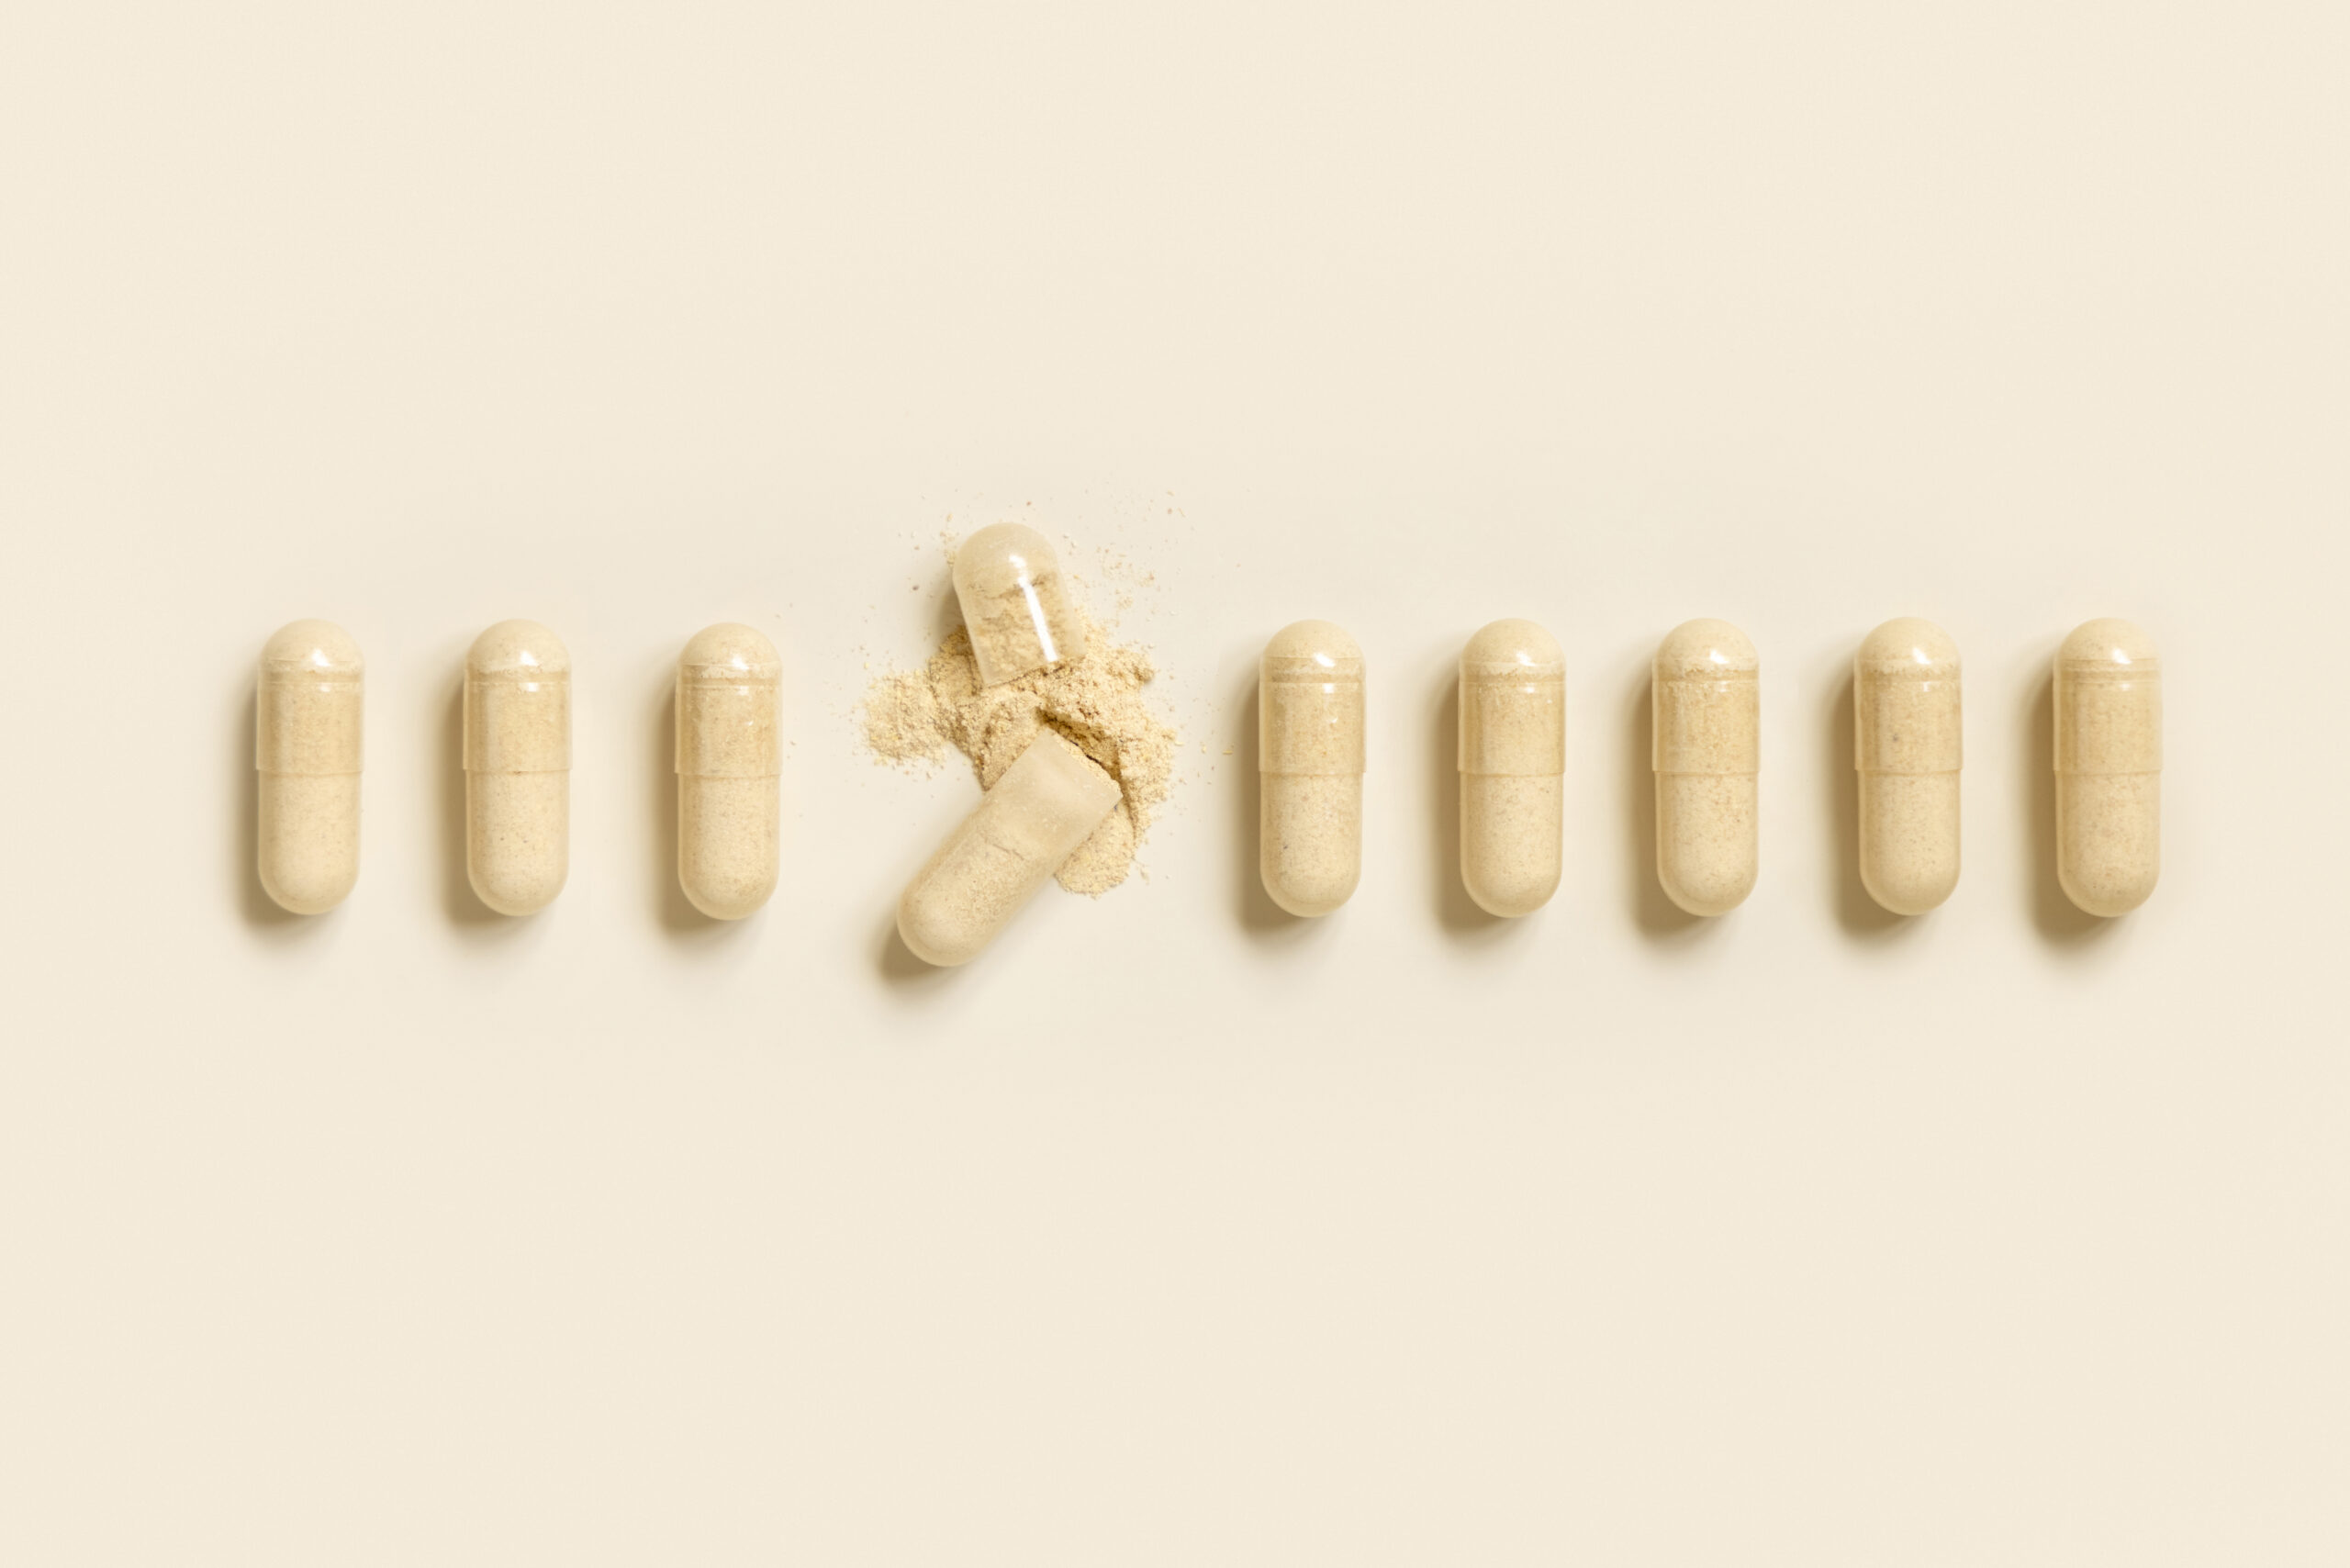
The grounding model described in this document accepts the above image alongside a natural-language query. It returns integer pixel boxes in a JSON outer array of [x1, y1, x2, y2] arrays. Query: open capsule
[[952, 522, 1088, 687], [2055, 618, 2161, 916], [256, 620, 363, 914], [464, 620, 571, 916], [1259, 620, 1365, 917], [1459, 619, 1563, 917], [1651, 620, 1759, 916], [676, 623, 781, 920], [1854, 618, 1962, 915]]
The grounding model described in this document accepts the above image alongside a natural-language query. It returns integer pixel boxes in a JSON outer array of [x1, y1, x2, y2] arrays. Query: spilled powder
[[863, 613, 1178, 895]]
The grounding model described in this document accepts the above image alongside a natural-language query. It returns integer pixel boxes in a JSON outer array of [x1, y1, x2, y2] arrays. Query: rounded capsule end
[[468, 619, 571, 679], [1654, 619, 1757, 679], [896, 886, 985, 968], [261, 620, 363, 677], [678, 622, 781, 680], [2058, 618, 2159, 671], [469, 859, 566, 918], [1264, 619, 1363, 666], [953, 521, 1062, 596], [1857, 617, 1960, 675], [1462, 617, 1562, 672]]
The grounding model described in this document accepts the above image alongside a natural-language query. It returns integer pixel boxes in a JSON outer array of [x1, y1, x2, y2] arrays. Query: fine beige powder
[[863, 613, 1177, 896]]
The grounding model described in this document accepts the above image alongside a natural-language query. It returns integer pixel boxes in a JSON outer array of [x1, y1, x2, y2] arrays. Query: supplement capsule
[[676, 623, 781, 920], [464, 620, 571, 916], [2054, 618, 2162, 916], [1259, 620, 1364, 917], [1651, 619, 1759, 916], [897, 727, 1121, 966], [1854, 618, 1963, 915], [953, 521, 1089, 687], [1459, 619, 1563, 917], [255, 619, 363, 913]]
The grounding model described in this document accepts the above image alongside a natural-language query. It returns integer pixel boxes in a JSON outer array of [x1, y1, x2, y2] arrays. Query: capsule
[[1852, 618, 1963, 915], [676, 623, 781, 920], [255, 619, 363, 913], [1651, 619, 1759, 916], [1458, 619, 1563, 916], [2054, 618, 2162, 916], [1259, 620, 1364, 917], [897, 727, 1121, 966], [464, 619, 571, 916], [952, 521, 1089, 687]]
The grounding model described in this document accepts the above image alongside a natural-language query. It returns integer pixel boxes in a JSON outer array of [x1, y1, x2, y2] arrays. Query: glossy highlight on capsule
[[953, 522, 1088, 688]]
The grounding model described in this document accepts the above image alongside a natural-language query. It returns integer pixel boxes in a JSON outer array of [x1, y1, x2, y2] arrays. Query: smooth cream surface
[[2054, 617, 2162, 917], [1459, 618, 1563, 917], [256, 619, 364, 914], [1854, 617, 1963, 916], [464, 619, 571, 916], [677, 622, 781, 920]]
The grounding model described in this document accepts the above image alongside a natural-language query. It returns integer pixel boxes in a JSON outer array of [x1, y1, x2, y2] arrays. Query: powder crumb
[[862, 614, 1178, 895]]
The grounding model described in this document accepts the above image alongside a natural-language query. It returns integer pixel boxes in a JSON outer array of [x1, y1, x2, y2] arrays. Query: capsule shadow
[[1828, 668, 1912, 938], [1429, 664, 1510, 939], [1622, 655, 1706, 940], [1231, 662, 1330, 941], [233, 678, 312, 934], [2024, 664, 2115, 945]]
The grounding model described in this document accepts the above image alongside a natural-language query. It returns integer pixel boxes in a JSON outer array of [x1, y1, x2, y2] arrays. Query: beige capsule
[[1651, 619, 1759, 916], [1854, 618, 1963, 915], [1259, 620, 1365, 917], [464, 620, 571, 916], [2055, 618, 2162, 916], [897, 727, 1121, 966], [256, 619, 364, 914], [676, 623, 781, 920], [1459, 619, 1563, 917], [952, 521, 1089, 688]]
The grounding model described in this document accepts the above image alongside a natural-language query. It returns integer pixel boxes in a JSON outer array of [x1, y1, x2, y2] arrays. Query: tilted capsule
[[897, 727, 1121, 966], [464, 620, 571, 916], [1651, 619, 1759, 916], [676, 623, 781, 920], [2054, 618, 2162, 916], [255, 619, 363, 913], [1259, 620, 1364, 917], [1854, 618, 1962, 915], [952, 522, 1089, 687], [1458, 619, 1563, 917]]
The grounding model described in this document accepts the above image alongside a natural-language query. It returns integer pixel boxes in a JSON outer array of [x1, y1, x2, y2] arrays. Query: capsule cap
[[953, 522, 1089, 686], [1652, 620, 1759, 776], [1854, 619, 1963, 774], [465, 620, 571, 773], [1261, 620, 1366, 776], [2055, 619, 2161, 775], [1460, 619, 1564, 776], [677, 622, 781, 778], [256, 620, 364, 775]]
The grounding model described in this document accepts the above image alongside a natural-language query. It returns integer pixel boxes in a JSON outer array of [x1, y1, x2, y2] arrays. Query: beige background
[[4, 3, 2346, 1562]]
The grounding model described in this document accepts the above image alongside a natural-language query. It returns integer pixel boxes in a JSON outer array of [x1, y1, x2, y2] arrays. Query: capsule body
[[897, 727, 1121, 966], [2055, 618, 2161, 916], [1259, 620, 1364, 917], [676, 623, 781, 920], [953, 522, 1089, 687], [256, 620, 363, 913], [1459, 619, 1563, 916], [1651, 620, 1759, 916], [464, 620, 571, 916], [1854, 618, 1963, 915]]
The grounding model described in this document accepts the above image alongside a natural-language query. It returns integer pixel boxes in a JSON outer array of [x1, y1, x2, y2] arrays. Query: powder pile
[[864, 613, 1178, 896]]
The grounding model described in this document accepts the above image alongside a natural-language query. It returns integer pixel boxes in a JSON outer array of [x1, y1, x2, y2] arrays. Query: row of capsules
[[1259, 614, 2163, 923], [255, 618, 783, 919], [254, 533, 2162, 945]]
